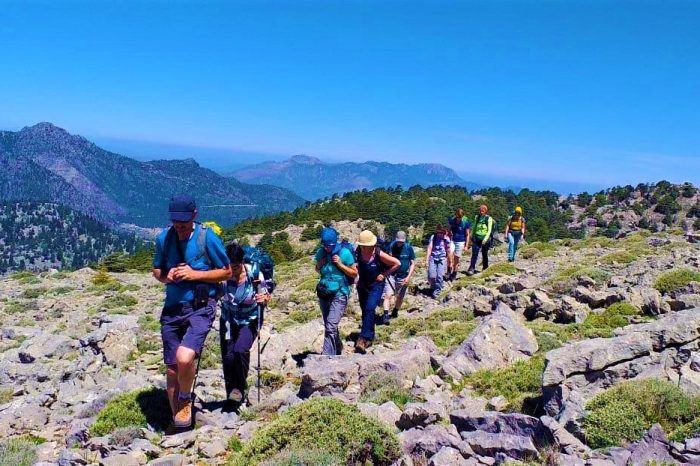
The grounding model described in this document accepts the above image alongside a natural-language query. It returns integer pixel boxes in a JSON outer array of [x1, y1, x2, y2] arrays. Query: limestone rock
[[439, 307, 538, 381]]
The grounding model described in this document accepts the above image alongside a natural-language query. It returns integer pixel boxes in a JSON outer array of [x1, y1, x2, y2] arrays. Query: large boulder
[[299, 337, 437, 398], [543, 308, 700, 419], [439, 305, 538, 381], [252, 320, 324, 373]]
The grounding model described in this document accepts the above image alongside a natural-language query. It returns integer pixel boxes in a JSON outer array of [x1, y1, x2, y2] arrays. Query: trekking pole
[[256, 303, 263, 404]]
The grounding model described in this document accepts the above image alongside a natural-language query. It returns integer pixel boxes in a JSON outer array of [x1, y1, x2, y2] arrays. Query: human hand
[[166, 267, 179, 283], [172, 264, 199, 282], [376, 274, 385, 282], [255, 292, 269, 305]]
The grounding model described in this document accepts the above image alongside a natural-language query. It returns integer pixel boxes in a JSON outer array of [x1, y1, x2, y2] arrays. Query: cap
[[395, 230, 407, 242], [515, 206, 523, 214], [169, 195, 196, 222], [320, 227, 339, 248]]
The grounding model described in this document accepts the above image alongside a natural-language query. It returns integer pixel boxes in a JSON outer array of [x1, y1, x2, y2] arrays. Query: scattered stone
[[429, 446, 468, 466], [147, 454, 186, 466], [461, 431, 539, 461], [398, 402, 447, 430]]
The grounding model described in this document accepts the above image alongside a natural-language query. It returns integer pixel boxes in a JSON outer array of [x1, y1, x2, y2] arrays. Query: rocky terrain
[[1, 226, 700, 465]]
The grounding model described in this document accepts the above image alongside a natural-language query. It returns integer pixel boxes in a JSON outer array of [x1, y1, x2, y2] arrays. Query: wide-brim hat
[[357, 230, 377, 247]]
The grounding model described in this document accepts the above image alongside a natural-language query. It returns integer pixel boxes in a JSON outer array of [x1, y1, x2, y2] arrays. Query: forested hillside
[[0, 202, 144, 273]]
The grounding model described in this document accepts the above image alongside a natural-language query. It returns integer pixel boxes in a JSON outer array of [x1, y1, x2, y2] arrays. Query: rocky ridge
[[1, 228, 700, 465]]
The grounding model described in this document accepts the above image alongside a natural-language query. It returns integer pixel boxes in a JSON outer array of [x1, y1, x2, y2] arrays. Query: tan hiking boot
[[355, 337, 368, 354], [173, 398, 192, 428]]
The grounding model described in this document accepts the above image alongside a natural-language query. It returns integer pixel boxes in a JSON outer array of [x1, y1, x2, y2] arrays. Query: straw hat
[[356, 230, 377, 246]]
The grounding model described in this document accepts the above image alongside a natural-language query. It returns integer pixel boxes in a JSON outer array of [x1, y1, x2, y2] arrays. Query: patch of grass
[[1, 301, 23, 315], [102, 294, 138, 309], [584, 379, 700, 448], [229, 397, 402, 466], [599, 250, 639, 265], [138, 314, 160, 332], [653, 268, 700, 294], [92, 269, 117, 286], [259, 449, 343, 466], [21, 287, 48, 299], [360, 372, 416, 409], [48, 286, 73, 295], [10, 271, 41, 285], [0, 388, 13, 404], [661, 242, 691, 252], [119, 284, 140, 292], [89, 387, 171, 436], [136, 335, 160, 354], [449, 263, 518, 293], [247, 371, 286, 393], [199, 330, 221, 370], [458, 355, 546, 415], [50, 271, 69, 279], [276, 308, 318, 331], [545, 264, 609, 294], [520, 241, 558, 259], [571, 236, 616, 251], [376, 307, 477, 349], [0, 437, 38, 466]]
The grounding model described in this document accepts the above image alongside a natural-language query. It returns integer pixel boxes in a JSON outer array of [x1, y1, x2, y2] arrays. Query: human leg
[[468, 240, 481, 273], [322, 294, 347, 355], [508, 233, 516, 261], [432, 259, 446, 298], [359, 283, 382, 341], [511, 232, 522, 260], [481, 242, 490, 270]]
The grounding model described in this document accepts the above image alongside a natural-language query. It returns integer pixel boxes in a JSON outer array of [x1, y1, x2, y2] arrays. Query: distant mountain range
[[0, 123, 305, 228], [230, 155, 484, 200]]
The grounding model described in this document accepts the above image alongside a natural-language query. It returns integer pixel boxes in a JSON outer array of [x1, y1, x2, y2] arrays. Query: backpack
[[376, 236, 392, 254], [159, 222, 210, 274], [242, 245, 276, 292]]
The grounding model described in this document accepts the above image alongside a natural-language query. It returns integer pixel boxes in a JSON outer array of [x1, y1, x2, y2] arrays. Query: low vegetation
[[89, 387, 171, 436], [519, 241, 558, 259], [376, 306, 477, 350], [584, 379, 700, 448], [360, 372, 416, 409], [653, 268, 700, 294], [228, 397, 402, 466], [0, 436, 39, 466], [545, 264, 609, 294]]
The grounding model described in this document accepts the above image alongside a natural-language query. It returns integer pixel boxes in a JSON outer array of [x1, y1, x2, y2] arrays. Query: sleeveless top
[[357, 247, 383, 287]]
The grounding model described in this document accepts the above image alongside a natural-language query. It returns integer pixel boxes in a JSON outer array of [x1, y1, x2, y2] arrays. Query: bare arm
[[336, 261, 358, 280], [521, 219, 526, 238], [425, 241, 433, 266], [168, 264, 232, 283], [379, 251, 400, 277], [406, 260, 416, 281]]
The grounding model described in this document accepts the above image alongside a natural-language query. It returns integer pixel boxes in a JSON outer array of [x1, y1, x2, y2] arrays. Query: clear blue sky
[[2, 0, 699, 191]]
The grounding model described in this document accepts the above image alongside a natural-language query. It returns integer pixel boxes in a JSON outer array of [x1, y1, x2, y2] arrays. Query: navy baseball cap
[[169, 195, 196, 221]]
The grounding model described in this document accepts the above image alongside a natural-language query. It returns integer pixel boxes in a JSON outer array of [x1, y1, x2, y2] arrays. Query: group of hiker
[[150, 194, 526, 430]]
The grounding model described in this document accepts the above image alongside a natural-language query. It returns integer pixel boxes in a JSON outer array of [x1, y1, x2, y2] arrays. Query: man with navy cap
[[152, 195, 231, 429]]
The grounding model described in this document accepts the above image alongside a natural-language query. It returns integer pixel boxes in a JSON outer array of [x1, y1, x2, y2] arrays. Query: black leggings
[[469, 238, 491, 270], [219, 319, 258, 397]]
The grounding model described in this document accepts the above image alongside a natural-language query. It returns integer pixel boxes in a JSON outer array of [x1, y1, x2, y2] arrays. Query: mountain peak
[[290, 154, 322, 164], [22, 122, 70, 136]]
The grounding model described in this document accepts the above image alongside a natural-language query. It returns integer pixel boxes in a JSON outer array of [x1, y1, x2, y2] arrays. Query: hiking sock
[[391, 308, 398, 318], [178, 392, 192, 401]]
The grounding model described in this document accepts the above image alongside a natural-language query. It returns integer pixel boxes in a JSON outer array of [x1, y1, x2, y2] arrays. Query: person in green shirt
[[467, 204, 495, 275]]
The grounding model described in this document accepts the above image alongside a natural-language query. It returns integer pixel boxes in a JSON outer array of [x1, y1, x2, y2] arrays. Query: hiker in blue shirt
[[380, 230, 416, 324], [314, 227, 357, 356], [448, 208, 471, 281], [152, 195, 231, 429]]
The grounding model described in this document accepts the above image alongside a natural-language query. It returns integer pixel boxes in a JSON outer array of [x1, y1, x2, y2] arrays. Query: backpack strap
[[160, 223, 211, 272]]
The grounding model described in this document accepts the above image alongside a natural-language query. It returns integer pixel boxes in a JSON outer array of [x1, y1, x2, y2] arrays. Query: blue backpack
[[242, 245, 276, 292]]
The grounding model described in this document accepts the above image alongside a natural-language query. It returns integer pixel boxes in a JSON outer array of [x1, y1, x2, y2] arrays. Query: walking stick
[[256, 303, 263, 404]]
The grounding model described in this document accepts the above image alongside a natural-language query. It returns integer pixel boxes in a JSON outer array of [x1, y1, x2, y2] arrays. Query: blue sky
[[1, 0, 699, 192]]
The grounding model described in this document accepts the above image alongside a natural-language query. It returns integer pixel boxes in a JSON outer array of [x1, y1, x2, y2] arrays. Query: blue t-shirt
[[449, 216, 471, 242], [314, 247, 356, 297], [390, 242, 416, 279], [152, 224, 230, 307]]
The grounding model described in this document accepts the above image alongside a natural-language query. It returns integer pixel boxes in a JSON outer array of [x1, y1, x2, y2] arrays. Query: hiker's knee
[[176, 346, 196, 366]]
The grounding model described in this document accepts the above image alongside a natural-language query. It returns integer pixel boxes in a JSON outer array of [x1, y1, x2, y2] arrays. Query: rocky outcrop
[[439, 305, 538, 381], [543, 308, 700, 420], [299, 337, 437, 398]]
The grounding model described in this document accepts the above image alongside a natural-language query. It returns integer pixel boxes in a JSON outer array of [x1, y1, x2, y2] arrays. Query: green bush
[[460, 355, 546, 415], [0, 437, 38, 466], [259, 449, 343, 466], [579, 302, 643, 338], [0, 388, 13, 404], [376, 307, 476, 349], [360, 372, 416, 409], [229, 398, 402, 466], [599, 250, 639, 265], [520, 241, 558, 259], [545, 264, 609, 294], [102, 294, 138, 309], [584, 379, 700, 448], [247, 371, 287, 393], [21, 287, 47, 299], [89, 387, 171, 436], [653, 268, 700, 294], [92, 269, 117, 286]]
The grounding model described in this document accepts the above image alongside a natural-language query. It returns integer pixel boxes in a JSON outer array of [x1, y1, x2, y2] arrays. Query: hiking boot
[[173, 398, 192, 428], [355, 337, 368, 354], [466, 268, 476, 276], [228, 388, 244, 404], [391, 308, 399, 319], [450, 271, 458, 281], [380, 312, 391, 325]]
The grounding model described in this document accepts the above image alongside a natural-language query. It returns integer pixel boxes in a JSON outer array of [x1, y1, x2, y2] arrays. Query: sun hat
[[357, 230, 377, 247], [169, 195, 196, 221], [395, 231, 407, 242]]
